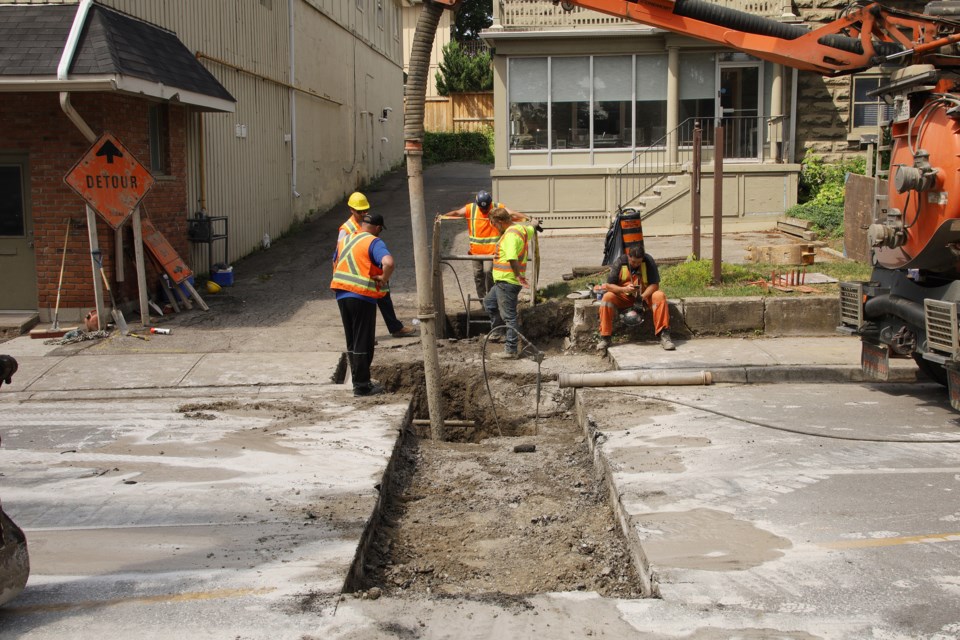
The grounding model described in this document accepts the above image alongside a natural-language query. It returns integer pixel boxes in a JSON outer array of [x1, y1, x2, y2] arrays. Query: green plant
[[435, 41, 493, 95], [423, 129, 494, 164], [792, 150, 867, 237]]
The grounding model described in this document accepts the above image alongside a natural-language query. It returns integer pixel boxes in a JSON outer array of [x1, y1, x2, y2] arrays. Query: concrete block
[[764, 295, 839, 336], [681, 297, 764, 335]]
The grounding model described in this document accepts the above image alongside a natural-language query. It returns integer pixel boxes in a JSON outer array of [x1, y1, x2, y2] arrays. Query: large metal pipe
[[559, 370, 713, 388]]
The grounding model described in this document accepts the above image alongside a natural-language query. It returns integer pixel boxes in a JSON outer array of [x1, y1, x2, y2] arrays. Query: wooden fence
[[424, 92, 494, 132]]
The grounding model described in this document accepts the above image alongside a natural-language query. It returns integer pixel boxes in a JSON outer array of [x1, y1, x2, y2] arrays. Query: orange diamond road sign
[[64, 132, 155, 229]]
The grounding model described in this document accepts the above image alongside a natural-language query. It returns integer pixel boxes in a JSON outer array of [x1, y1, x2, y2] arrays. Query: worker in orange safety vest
[[331, 212, 394, 396], [597, 244, 675, 352], [438, 190, 540, 299], [338, 191, 416, 338]]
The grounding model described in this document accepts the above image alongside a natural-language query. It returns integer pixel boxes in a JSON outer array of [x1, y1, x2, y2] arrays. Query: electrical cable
[[481, 324, 545, 436], [607, 390, 960, 443], [439, 261, 468, 317]]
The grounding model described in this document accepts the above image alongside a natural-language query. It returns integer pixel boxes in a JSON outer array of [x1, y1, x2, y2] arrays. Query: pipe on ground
[[559, 370, 713, 388]]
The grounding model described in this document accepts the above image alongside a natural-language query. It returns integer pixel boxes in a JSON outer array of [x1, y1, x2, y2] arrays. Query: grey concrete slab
[[180, 351, 343, 387], [0, 356, 65, 393], [24, 354, 203, 392], [579, 382, 960, 639]]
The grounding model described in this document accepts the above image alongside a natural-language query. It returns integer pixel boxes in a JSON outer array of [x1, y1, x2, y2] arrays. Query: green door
[[0, 157, 38, 310]]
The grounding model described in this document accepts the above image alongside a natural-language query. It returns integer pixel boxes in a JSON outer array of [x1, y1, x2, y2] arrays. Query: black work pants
[[337, 296, 377, 391]]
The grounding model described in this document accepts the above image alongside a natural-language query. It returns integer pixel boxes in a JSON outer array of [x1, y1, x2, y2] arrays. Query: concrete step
[[0, 311, 39, 337]]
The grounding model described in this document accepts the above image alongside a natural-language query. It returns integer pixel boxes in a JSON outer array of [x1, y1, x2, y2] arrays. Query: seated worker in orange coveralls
[[597, 244, 675, 352]]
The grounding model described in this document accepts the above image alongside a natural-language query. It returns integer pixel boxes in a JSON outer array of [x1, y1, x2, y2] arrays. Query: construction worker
[[597, 244, 675, 352], [339, 192, 416, 338], [484, 207, 530, 359], [439, 190, 539, 299], [331, 212, 393, 396]]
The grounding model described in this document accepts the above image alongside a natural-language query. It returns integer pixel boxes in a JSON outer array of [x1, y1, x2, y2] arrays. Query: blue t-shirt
[[335, 237, 390, 303]]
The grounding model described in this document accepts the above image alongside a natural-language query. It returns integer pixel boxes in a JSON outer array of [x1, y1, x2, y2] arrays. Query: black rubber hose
[[673, 0, 903, 57], [863, 293, 927, 328]]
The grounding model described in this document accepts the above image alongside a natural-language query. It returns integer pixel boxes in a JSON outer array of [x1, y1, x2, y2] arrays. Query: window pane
[[636, 54, 667, 100], [636, 101, 667, 147], [679, 52, 715, 100], [551, 57, 589, 101], [509, 58, 547, 103], [552, 101, 590, 149], [552, 57, 590, 148], [0, 165, 25, 237], [854, 77, 880, 102], [509, 58, 548, 149], [594, 56, 632, 101]]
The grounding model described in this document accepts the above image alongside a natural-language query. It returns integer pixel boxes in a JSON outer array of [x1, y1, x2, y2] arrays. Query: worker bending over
[[598, 244, 675, 352], [484, 207, 530, 360], [439, 190, 538, 299]]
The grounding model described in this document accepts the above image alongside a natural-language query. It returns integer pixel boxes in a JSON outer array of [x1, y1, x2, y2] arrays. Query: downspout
[[288, 0, 300, 199], [58, 0, 96, 144]]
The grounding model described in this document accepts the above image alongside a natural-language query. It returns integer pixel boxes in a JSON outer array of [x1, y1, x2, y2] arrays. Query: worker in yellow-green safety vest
[[438, 190, 541, 299], [331, 212, 394, 397], [483, 207, 532, 360]]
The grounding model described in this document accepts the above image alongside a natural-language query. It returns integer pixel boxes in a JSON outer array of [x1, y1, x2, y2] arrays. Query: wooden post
[[85, 204, 106, 330], [691, 120, 702, 260], [131, 207, 149, 326], [713, 124, 724, 286]]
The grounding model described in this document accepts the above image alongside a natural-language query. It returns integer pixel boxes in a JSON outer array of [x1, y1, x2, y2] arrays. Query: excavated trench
[[343, 305, 646, 601]]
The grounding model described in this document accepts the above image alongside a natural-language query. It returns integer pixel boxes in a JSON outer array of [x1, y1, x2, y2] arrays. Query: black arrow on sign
[[96, 140, 124, 164]]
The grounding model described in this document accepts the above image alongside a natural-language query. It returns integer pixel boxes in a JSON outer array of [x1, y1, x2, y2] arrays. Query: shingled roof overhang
[[0, 3, 235, 112]]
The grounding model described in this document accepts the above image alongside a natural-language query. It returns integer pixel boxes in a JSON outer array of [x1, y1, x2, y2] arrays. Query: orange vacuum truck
[[460, 0, 960, 405]]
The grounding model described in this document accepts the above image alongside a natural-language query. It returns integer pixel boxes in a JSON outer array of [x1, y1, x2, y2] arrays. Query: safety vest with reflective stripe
[[467, 202, 503, 255], [492, 225, 528, 284], [339, 215, 360, 237], [617, 261, 648, 290], [330, 232, 387, 298]]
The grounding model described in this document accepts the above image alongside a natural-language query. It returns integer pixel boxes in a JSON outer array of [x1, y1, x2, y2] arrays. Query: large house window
[[148, 104, 170, 175], [636, 54, 667, 147], [551, 57, 590, 150], [852, 75, 894, 129], [509, 58, 548, 150], [679, 52, 715, 124], [593, 56, 632, 149]]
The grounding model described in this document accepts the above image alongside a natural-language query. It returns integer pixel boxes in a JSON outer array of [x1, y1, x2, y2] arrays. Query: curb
[[639, 365, 922, 384]]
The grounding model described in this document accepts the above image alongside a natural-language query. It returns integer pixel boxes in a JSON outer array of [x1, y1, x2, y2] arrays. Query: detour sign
[[65, 132, 155, 229]]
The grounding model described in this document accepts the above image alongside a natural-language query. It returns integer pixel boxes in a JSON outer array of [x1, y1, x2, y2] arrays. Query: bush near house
[[435, 41, 493, 95], [424, 128, 494, 164], [787, 149, 867, 238]]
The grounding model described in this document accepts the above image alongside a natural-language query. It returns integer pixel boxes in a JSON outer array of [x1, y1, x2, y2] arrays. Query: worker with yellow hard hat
[[336, 192, 417, 338]]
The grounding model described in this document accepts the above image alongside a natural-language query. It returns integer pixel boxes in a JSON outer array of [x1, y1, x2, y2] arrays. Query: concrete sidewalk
[[610, 334, 920, 383]]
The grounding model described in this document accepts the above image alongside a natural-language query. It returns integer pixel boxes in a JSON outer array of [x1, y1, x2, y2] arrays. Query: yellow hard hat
[[347, 192, 370, 211], [206, 280, 222, 294]]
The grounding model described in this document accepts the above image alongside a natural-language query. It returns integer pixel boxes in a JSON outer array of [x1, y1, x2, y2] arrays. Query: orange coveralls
[[598, 260, 669, 338]]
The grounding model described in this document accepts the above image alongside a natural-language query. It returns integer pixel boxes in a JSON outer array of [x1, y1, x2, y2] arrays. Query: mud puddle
[[347, 345, 643, 600]]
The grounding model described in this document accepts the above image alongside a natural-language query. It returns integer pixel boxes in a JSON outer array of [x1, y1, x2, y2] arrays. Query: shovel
[[99, 268, 129, 335]]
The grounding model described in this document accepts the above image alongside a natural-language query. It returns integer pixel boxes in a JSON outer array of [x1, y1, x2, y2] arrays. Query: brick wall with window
[[0, 92, 187, 313]]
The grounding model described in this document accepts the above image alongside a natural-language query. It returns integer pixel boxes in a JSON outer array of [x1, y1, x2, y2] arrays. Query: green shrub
[[435, 41, 493, 95], [792, 150, 866, 237], [424, 129, 493, 164], [787, 201, 845, 237], [660, 259, 760, 295]]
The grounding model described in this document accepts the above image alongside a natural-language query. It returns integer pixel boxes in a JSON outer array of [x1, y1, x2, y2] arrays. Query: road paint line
[[2, 587, 277, 614], [820, 532, 960, 549]]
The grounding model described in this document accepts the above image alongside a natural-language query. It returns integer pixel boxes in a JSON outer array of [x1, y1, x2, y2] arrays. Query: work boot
[[354, 382, 385, 397], [596, 338, 610, 352], [391, 326, 418, 338], [487, 332, 504, 344], [659, 330, 676, 351], [492, 351, 519, 360]]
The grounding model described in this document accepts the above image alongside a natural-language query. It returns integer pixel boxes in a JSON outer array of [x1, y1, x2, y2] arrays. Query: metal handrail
[[615, 115, 791, 214]]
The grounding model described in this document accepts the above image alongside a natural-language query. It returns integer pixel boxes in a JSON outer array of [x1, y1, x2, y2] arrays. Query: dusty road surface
[[3, 162, 959, 639]]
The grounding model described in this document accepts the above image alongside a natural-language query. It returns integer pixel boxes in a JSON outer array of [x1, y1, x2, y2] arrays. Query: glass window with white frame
[[593, 56, 632, 149], [508, 58, 549, 150], [852, 75, 894, 129], [551, 57, 590, 150], [635, 54, 667, 147]]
